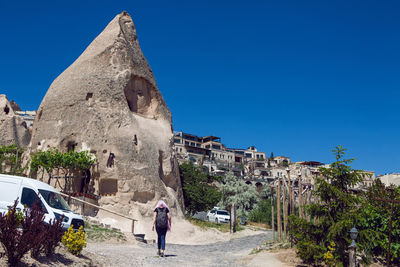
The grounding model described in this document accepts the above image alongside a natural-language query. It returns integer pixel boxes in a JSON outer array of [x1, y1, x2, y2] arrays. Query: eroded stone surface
[[27, 12, 184, 226], [0, 95, 31, 147]]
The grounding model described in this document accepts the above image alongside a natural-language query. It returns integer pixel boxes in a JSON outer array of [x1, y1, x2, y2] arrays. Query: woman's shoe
[[160, 252, 164, 257]]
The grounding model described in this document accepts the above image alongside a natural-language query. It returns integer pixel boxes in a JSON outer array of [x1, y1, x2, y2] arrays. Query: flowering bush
[[323, 241, 337, 266], [62, 225, 87, 255]]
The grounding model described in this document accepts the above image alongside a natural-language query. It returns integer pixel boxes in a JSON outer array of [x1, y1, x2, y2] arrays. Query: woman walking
[[152, 200, 171, 257]]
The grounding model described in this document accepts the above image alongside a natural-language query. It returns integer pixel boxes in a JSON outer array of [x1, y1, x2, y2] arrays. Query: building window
[[212, 144, 221, 150], [174, 138, 181, 144]]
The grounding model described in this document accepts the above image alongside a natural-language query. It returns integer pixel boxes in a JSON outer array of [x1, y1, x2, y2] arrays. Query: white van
[[0, 174, 84, 230]]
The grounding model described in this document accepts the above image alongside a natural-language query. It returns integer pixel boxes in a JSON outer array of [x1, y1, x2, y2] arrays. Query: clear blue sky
[[1, 1, 399, 175]]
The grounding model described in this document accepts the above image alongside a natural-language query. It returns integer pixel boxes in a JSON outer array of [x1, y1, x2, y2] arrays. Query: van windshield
[[38, 189, 71, 211]]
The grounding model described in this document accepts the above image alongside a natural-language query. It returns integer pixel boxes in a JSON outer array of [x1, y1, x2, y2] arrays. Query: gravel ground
[[86, 232, 272, 267]]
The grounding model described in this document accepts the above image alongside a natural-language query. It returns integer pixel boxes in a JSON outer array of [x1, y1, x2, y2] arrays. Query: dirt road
[[87, 232, 276, 266]]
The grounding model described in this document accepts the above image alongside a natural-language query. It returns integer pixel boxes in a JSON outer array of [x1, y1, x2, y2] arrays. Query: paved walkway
[[87, 232, 272, 266]]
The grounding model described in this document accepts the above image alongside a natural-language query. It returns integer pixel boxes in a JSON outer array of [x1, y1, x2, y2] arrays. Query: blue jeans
[[156, 227, 167, 250]]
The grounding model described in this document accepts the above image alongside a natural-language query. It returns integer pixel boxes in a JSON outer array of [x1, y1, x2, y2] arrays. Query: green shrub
[[296, 240, 326, 264], [248, 199, 275, 225]]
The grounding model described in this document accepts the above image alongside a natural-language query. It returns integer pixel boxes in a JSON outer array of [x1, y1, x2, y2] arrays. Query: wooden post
[[349, 245, 356, 267], [298, 174, 303, 219], [14, 149, 18, 175], [271, 186, 275, 241], [287, 168, 295, 216], [230, 204, 237, 233], [308, 186, 313, 222], [277, 176, 282, 241], [81, 195, 85, 215], [282, 174, 289, 239]]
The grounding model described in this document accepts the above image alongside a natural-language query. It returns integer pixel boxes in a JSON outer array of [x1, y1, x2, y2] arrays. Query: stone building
[[173, 131, 272, 178], [377, 173, 400, 187]]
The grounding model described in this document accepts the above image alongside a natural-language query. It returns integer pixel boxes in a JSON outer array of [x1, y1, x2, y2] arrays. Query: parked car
[[207, 208, 230, 223], [0, 174, 84, 231]]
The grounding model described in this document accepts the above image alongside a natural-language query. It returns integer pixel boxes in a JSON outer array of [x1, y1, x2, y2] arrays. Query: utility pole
[[277, 175, 282, 241]]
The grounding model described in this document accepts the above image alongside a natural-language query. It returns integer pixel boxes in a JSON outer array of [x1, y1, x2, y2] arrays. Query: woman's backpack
[[156, 207, 168, 229]]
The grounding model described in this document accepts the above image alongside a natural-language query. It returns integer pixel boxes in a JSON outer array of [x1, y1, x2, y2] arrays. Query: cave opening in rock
[[123, 75, 157, 117], [106, 152, 115, 168], [86, 92, 93, 100], [66, 141, 77, 152], [4, 105, 9, 114]]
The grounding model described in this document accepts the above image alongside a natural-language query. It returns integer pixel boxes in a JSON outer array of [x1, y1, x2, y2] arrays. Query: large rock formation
[[0, 95, 31, 147], [28, 12, 184, 229]]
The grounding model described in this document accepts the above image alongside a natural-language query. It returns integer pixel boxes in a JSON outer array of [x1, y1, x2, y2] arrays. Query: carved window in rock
[[123, 76, 159, 117], [4, 105, 9, 115], [99, 178, 118, 195], [86, 93, 93, 100], [106, 152, 115, 168]]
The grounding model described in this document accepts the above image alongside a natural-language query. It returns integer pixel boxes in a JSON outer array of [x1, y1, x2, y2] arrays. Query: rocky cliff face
[[28, 12, 184, 225], [0, 95, 31, 147]]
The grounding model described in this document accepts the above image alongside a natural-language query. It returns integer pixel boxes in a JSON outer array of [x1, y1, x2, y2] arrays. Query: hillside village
[[174, 131, 391, 190], [8, 106, 398, 192]]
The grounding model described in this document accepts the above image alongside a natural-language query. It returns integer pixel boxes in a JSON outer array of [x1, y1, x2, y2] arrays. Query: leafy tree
[[356, 180, 400, 265], [288, 146, 363, 265], [179, 162, 221, 215], [219, 171, 258, 215], [248, 198, 276, 225], [0, 144, 25, 175], [30, 148, 96, 185]]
